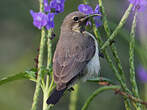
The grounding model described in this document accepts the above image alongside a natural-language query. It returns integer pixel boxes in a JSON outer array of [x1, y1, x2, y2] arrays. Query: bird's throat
[[72, 24, 85, 33], [72, 24, 80, 33]]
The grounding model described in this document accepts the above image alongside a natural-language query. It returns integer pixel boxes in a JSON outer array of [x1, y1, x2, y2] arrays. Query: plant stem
[[129, 12, 141, 110], [143, 84, 147, 110], [31, 1, 46, 109], [94, 27, 131, 93], [129, 11, 138, 98], [43, 75, 49, 110], [98, 0, 126, 81], [145, 84, 147, 102], [43, 29, 54, 110], [101, 4, 133, 50], [94, 27, 132, 109], [98, 0, 131, 109], [83, 0, 88, 4], [31, 27, 46, 110], [47, 30, 53, 71], [43, 72, 54, 110], [0, 73, 26, 86], [124, 100, 132, 110], [81, 86, 120, 110], [69, 84, 79, 110]]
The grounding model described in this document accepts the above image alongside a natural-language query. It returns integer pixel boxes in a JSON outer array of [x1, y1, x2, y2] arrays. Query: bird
[[46, 11, 101, 105]]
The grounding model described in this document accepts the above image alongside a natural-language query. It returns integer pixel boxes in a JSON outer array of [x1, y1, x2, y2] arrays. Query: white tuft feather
[[82, 31, 100, 81]]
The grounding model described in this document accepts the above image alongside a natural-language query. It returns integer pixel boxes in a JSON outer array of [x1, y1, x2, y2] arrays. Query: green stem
[[129, 11, 138, 98], [31, 3, 46, 110], [98, 0, 126, 82], [47, 30, 53, 71], [44, 72, 54, 110], [69, 84, 79, 110], [143, 84, 147, 110], [83, 0, 88, 4], [31, 28, 46, 110], [124, 100, 132, 110], [129, 12, 141, 110], [31, 0, 46, 110], [81, 86, 120, 110], [43, 75, 50, 110], [145, 84, 147, 102], [0, 73, 26, 86], [94, 26, 132, 109], [43, 29, 54, 110], [101, 4, 133, 50], [98, 0, 131, 109], [94, 27, 131, 94]]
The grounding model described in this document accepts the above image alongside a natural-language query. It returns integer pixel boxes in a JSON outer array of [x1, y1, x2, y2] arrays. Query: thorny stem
[[143, 84, 147, 110], [114, 89, 147, 108], [101, 4, 133, 50], [43, 29, 54, 110], [98, 0, 131, 109], [31, 0, 46, 110], [81, 86, 120, 110], [31, 28, 46, 110], [129, 12, 141, 110], [47, 30, 53, 71], [98, 0, 126, 82], [93, 27, 131, 94], [83, 0, 132, 109], [43, 75, 50, 110], [93, 26, 132, 109], [82, 84, 147, 110]]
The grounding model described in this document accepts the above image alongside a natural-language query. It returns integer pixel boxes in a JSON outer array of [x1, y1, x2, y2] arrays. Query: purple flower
[[30, 10, 48, 29], [128, 0, 147, 11], [94, 5, 102, 28], [44, 0, 51, 12], [78, 4, 102, 28], [46, 13, 55, 29], [137, 65, 147, 83], [30, 0, 66, 29], [78, 4, 94, 15], [50, 0, 65, 13]]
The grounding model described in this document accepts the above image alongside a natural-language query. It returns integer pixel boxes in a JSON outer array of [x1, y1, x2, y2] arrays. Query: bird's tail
[[46, 88, 66, 105]]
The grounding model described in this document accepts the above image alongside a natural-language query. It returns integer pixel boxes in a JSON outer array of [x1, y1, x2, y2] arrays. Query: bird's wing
[[53, 33, 96, 90]]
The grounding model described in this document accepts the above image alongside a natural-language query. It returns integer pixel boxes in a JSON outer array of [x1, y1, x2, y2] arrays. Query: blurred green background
[[0, 0, 146, 110]]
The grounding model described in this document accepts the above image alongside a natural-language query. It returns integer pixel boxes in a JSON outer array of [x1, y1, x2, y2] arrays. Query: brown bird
[[47, 11, 101, 105]]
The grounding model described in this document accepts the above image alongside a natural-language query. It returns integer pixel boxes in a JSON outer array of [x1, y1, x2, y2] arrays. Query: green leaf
[[0, 68, 38, 86], [0, 67, 52, 86], [0, 72, 27, 86], [40, 66, 50, 77], [25, 68, 37, 82], [25, 67, 52, 81], [87, 77, 113, 84]]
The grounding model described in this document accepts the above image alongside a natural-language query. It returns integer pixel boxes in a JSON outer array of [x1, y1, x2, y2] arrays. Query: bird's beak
[[77, 14, 102, 33], [86, 13, 102, 18], [80, 13, 102, 23]]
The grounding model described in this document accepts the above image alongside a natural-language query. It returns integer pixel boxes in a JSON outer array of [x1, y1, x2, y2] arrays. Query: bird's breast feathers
[[82, 31, 100, 81]]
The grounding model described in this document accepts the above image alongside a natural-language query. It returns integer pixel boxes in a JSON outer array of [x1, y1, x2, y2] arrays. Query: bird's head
[[61, 11, 101, 33]]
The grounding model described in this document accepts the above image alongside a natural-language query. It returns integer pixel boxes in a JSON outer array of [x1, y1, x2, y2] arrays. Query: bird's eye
[[73, 16, 79, 21]]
